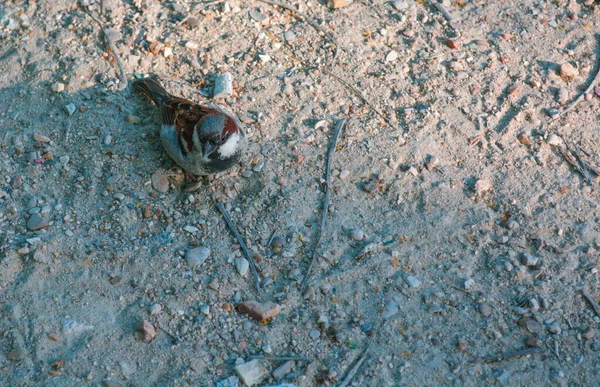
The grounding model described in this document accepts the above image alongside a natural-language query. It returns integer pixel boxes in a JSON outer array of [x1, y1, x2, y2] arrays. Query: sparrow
[[132, 76, 247, 182]]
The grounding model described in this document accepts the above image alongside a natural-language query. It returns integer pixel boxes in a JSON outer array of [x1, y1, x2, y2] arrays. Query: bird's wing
[[165, 99, 218, 155]]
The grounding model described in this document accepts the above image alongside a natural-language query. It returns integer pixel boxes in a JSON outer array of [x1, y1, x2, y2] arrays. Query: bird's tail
[[132, 76, 171, 107]]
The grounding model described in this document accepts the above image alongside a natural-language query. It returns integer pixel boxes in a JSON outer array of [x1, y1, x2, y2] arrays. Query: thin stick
[[320, 68, 394, 128], [266, 228, 278, 248], [582, 292, 600, 318], [80, 2, 128, 90], [217, 202, 261, 293], [339, 335, 375, 387], [257, 0, 339, 64], [248, 355, 316, 362], [483, 347, 545, 363], [300, 119, 347, 291], [558, 143, 593, 185], [432, 1, 456, 22], [558, 37, 600, 118]]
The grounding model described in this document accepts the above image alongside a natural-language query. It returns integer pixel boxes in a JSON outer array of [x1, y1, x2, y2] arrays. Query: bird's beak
[[202, 142, 217, 159]]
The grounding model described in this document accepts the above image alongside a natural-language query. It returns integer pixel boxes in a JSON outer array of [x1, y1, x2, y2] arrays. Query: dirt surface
[[2, 0, 600, 386]]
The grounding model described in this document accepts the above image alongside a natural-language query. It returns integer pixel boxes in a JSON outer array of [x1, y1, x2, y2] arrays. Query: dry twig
[[557, 36, 600, 118], [300, 119, 348, 291], [432, 1, 456, 23], [483, 347, 545, 363], [257, 0, 339, 64], [80, 2, 128, 90], [339, 335, 375, 387], [558, 142, 598, 185], [582, 292, 600, 318], [217, 202, 261, 293]]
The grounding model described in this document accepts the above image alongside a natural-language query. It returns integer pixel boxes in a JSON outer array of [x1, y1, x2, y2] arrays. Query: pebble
[[521, 253, 539, 267], [7, 348, 24, 361], [392, 0, 408, 11], [125, 115, 141, 124], [104, 28, 122, 42], [185, 41, 199, 50], [213, 72, 233, 99], [135, 320, 156, 343], [284, 30, 296, 43], [362, 181, 378, 193], [33, 251, 49, 264], [526, 336, 542, 347], [186, 246, 211, 267], [187, 16, 199, 27], [339, 170, 350, 179], [236, 300, 281, 322], [474, 179, 491, 195], [151, 172, 169, 193], [64, 103, 76, 116], [478, 303, 492, 317], [249, 9, 268, 23], [382, 301, 399, 319], [200, 305, 210, 316], [583, 327, 595, 340], [51, 82, 65, 93], [386, 50, 399, 62], [235, 258, 250, 276], [104, 134, 113, 145], [445, 39, 459, 49], [457, 338, 468, 351], [360, 323, 373, 333], [350, 229, 364, 241], [241, 170, 253, 178], [329, 0, 350, 9], [272, 360, 295, 379], [557, 87, 569, 105], [27, 214, 49, 231], [113, 193, 125, 202], [560, 62, 579, 81], [258, 54, 271, 63], [235, 359, 269, 386], [309, 329, 321, 339], [34, 134, 51, 143], [519, 319, 542, 333], [425, 155, 439, 171], [505, 220, 519, 230], [106, 174, 121, 185], [547, 134, 562, 146], [271, 236, 286, 249], [184, 226, 199, 233], [464, 278, 475, 290], [149, 303, 162, 315], [403, 274, 421, 288]]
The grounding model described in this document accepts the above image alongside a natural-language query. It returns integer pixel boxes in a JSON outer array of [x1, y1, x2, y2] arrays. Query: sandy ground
[[2, 0, 600, 386]]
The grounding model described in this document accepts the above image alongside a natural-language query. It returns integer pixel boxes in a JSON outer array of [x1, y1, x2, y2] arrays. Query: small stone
[[237, 301, 281, 323], [350, 229, 364, 241], [51, 82, 65, 93], [339, 170, 350, 179], [104, 134, 113, 145], [235, 359, 269, 386], [284, 30, 296, 43], [560, 62, 579, 81], [64, 103, 76, 116], [529, 298, 540, 311], [505, 220, 519, 230], [200, 305, 210, 316], [557, 88, 569, 105], [33, 251, 49, 264], [241, 170, 253, 178], [518, 133, 532, 146], [386, 50, 399, 62], [464, 278, 475, 290], [185, 41, 199, 50], [113, 193, 125, 202], [507, 85, 520, 96], [34, 134, 51, 143], [478, 303, 492, 317], [213, 72, 233, 99], [547, 134, 563, 146], [392, 0, 408, 11], [187, 16, 199, 27], [135, 320, 156, 343], [271, 236, 286, 249], [445, 39, 459, 49], [7, 348, 24, 361], [149, 303, 162, 315], [186, 246, 211, 267], [125, 115, 141, 124], [249, 9, 268, 23], [474, 179, 491, 195], [309, 329, 321, 339], [163, 47, 173, 57], [104, 28, 122, 42], [328, 0, 350, 8], [521, 253, 539, 267], [403, 274, 421, 288], [27, 214, 49, 231], [362, 181, 378, 193], [235, 258, 250, 277], [519, 319, 542, 333], [272, 360, 295, 379], [151, 172, 169, 193], [425, 155, 439, 171], [526, 336, 542, 347], [582, 327, 595, 340], [184, 226, 199, 233], [457, 338, 468, 351], [258, 54, 271, 63], [549, 322, 561, 334], [382, 300, 399, 319]]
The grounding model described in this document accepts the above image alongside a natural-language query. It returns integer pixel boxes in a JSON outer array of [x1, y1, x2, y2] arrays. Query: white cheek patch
[[217, 132, 240, 159]]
